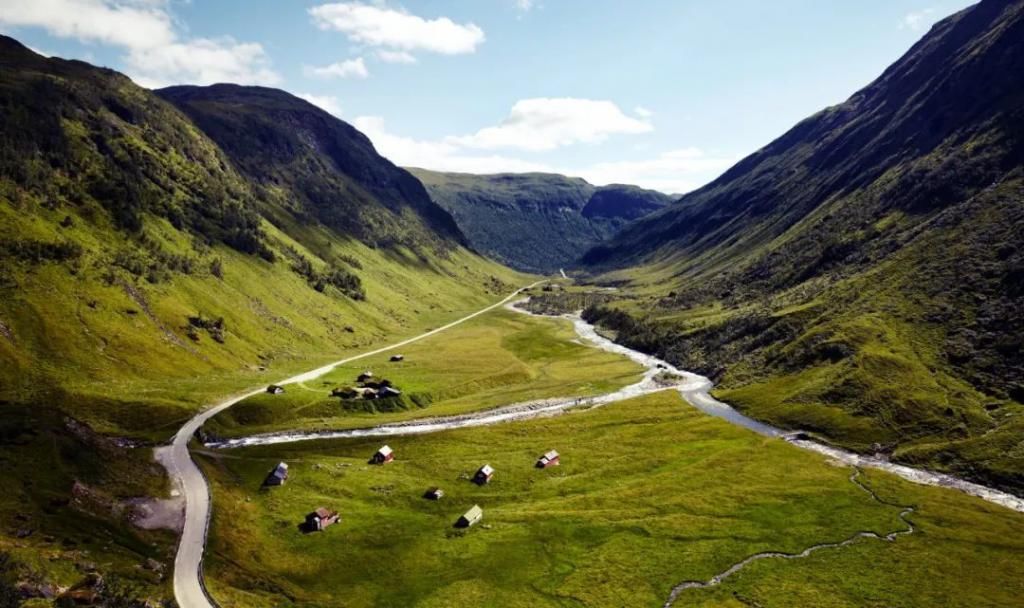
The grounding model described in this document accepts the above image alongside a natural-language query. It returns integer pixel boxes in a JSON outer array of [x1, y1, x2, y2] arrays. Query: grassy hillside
[[410, 169, 670, 273], [200, 390, 1024, 607], [0, 36, 528, 604], [575, 0, 1024, 493]]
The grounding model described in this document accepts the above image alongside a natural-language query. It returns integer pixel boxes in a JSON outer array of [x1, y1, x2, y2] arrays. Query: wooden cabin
[[424, 487, 444, 500], [379, 386, 402, 398], [455, 505, 483, 528], [264, 462, 289, 486], [266, 385, 285, 395], [536, 450, 560, 468], [473, 464, 495, 485], [306, 507, 340, 532], [371, 445, 394, 464]]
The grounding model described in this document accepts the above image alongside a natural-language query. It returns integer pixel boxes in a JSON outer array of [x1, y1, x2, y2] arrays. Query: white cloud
[[0, 0, 280, 87], [901, 8, 937, 31], [447, 98, 653, 152], [634, 106, 654, 119], [353, 114, 732, 193], [309, 2, 485, 57], [0, 0, 175, 50], [574, 148, 737, 194], [296, 93, 344, 117], [514, 0, 536, 12], [376, 50, 417, 64], [127, 38, 280, 88], [304, 57, 369, 79]]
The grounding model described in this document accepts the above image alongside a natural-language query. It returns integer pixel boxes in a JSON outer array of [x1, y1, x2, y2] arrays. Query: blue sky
[[1, 1, 976, 192]]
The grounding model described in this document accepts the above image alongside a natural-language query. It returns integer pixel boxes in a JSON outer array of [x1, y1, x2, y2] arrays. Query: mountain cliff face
[[578, 0, 1024, 491], [157, 85, 466, 254], [409, 169, 671, 272], [0, 36, 522, 600]]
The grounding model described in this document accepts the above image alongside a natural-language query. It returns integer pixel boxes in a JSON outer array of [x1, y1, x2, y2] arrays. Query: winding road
[[158, 282, 546, 608], [163, 292, 1024, 608]]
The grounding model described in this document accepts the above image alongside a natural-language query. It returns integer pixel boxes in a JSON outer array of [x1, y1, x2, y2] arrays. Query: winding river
[[175, 297, 1024, 608], [209, 303, 1024, 514]]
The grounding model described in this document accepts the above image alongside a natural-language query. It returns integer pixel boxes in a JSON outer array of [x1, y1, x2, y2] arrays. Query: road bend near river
[[157, 282, 547, 608], [169, 295, 1024, 608]]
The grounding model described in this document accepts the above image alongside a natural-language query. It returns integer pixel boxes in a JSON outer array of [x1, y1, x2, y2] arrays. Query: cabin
[[371, 445, 394, 464], [357, 371, 374, 382], [331, 386, 359, 399], [379, 386, 402, 398], [305, 507, 340, 532], [267, 385, 285, 395], [390, 354, 405, 362], [265, 462, 289, 486], [424, 487, 444, 500], [455, 505, 483, 528], [473, 464, 495, 485], [536, 450, 560, 469]]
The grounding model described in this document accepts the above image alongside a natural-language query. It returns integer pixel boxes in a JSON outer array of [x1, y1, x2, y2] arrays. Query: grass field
[[195, 389, 1024, 607], [206, 307, 644, 438]]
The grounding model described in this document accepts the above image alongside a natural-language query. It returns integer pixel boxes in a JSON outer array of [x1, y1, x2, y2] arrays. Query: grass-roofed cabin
[[455, 505, 483, 528]]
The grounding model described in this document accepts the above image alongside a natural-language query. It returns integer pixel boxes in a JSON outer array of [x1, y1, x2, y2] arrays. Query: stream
[[207, 304, 1024, 513]]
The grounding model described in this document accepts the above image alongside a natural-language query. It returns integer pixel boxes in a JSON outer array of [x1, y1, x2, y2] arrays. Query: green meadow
[[197, 389, 1024, 607], [207, 307, 644, 438]]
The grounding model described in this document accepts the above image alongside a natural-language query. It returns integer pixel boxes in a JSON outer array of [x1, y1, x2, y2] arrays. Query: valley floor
[[196, 307, 1024, 608]]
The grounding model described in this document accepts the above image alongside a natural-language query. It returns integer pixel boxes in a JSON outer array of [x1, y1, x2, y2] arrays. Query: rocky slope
[[578, 0, 1024, 492], [410, 169, 671, 272]]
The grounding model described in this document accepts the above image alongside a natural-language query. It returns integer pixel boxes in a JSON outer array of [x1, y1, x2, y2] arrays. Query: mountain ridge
[[410, 168, 672, 272], [573, 0, 1024, 492]]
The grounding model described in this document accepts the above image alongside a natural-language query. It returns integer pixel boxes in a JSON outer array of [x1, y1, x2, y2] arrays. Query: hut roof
[[377, 445, 393, 457], [463, 505, 483, 520], [313, 507, 333, 519], [478, 464, 494, 476], [543, 450, 560, 461]]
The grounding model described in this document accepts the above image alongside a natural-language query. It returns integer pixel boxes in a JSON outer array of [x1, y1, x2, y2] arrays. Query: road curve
[[159, 281, 546, 608]]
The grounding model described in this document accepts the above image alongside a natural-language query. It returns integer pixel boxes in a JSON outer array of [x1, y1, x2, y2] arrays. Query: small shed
[[306, 507, 339, 532], [371, 445, 394, 464], [357, 370, 374, 382], [473, 464, 495, 485], [265, 462, 289, 486], [267, 385, 285, 395], [332, 386, 359, 399], [390, 354, 405, 362], [536, 450, 560, 469], [455, 505, 483, 528], [424, 487, 444, 500]]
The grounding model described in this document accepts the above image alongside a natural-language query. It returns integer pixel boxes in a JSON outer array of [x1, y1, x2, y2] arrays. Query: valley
[[1, 1, 1024, 606]]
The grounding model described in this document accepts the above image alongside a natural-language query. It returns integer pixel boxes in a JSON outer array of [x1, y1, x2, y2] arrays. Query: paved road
[[162, 281, 545, 608]]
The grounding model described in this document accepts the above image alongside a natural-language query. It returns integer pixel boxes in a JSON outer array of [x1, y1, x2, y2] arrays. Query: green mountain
[[0, 36, 523, 601], [156, 85, 466, 253], [409, 168, 671, 272], [578, 0, 1024, 491]]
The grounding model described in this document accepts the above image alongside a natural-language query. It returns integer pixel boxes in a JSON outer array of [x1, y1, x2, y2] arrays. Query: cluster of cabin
[[332, 370, 402, 401], [264, 441, 562, 533]]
